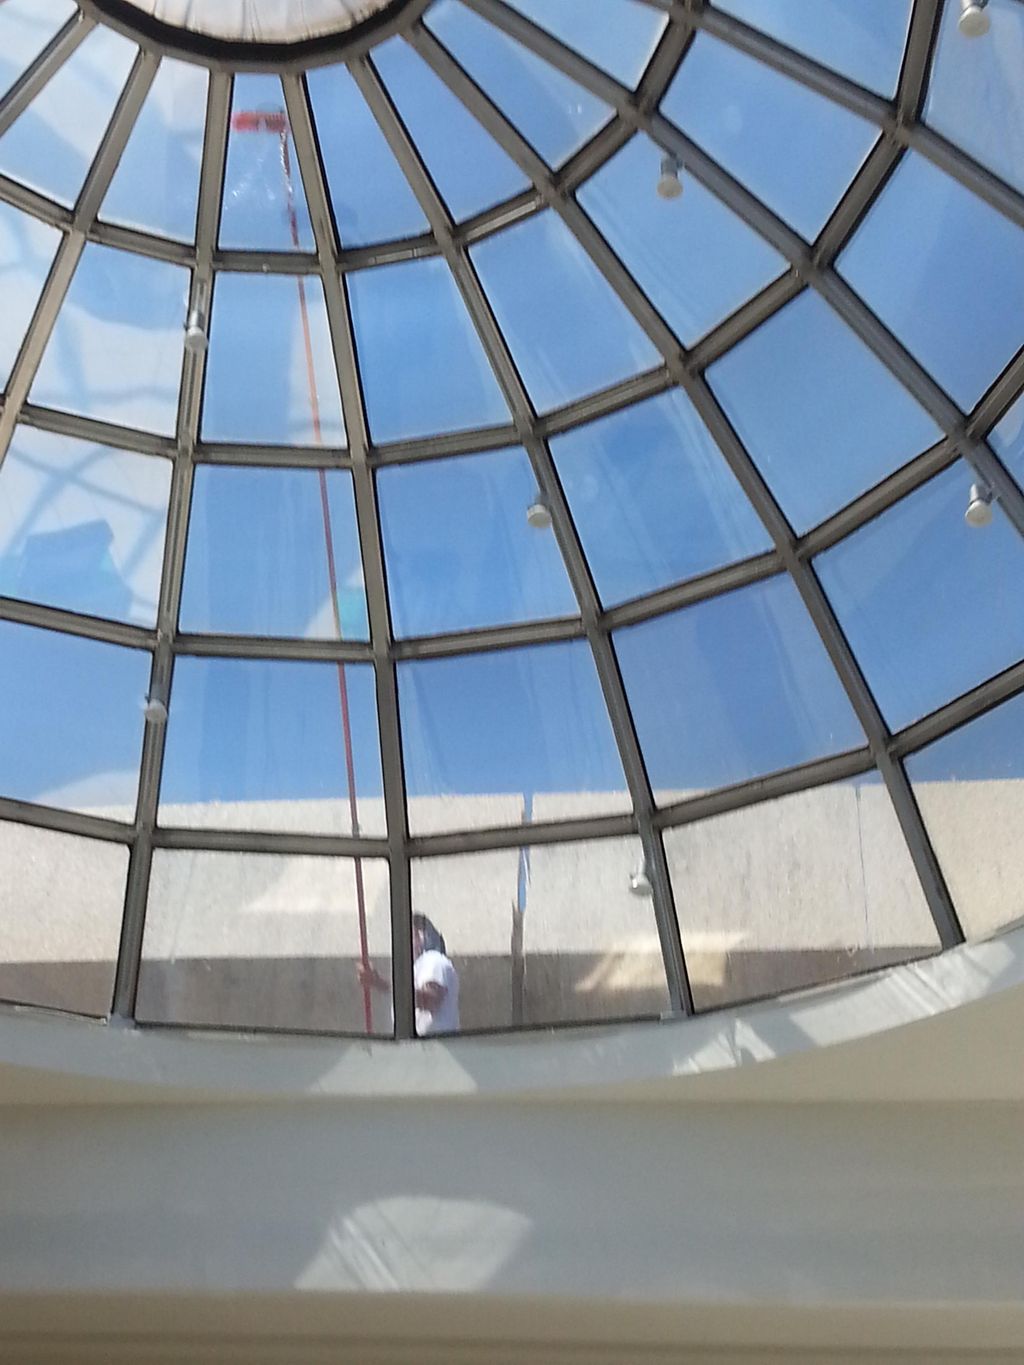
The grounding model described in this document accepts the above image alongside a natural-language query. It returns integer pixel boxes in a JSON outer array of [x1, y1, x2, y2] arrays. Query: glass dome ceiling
[[0, 0, 1022, 1042]]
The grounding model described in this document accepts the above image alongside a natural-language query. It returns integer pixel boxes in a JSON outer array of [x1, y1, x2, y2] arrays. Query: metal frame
[[0, 0, 1023, 1033]]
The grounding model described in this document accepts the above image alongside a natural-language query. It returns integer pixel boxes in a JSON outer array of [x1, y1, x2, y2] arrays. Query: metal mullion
[[153, 826, 389, 859], [897, 0, 945, 122], [0, 795, 132, 845], [371, 423, 519, 465], [110, 72, 230, 1019], [196, 441, 351, 468], [812, 136, 901, 265], [282, 72, 415, 1038], [902, 123, 1024, 232], [409, 811, 638, 860], [352, 57, 692, 1015], [892, 660, 1024, 760], [653, 748, 875, 833], [554, 119, 633, 195], [339, 232, 440, 271], [393, 617, 585, 660], [688, 272, 803, 372], [176, 633, 374, 664], [970, 348, 1024, 439], [19, 403, 176, 458], [213, 248, 320, 274], [0, 50, 157, 470], [0, 175, 71, 229], [535, 368, 672, 438], [89, 220, 196, 266], [0, 11, 93, 140], [0, 594, 155, 651], [635, 9, 696, 110], [454, 189, 541, 245], [601, 552, 781, 631]]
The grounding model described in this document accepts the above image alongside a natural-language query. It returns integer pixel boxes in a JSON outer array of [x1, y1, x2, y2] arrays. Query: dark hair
[[412, 913, 447, 956]]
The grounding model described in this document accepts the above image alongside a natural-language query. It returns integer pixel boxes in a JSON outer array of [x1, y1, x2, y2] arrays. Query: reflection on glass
[[160, 656, 385, 837], [0, 426, 170, 624], [399, 641, 629, 835], [615, 576, 864, 803], [839, 153, 1024, 411], [377, 447, 577, 636], [308, 64, 428, 245], [708, 290, 941, 530], [138, 849, 392, 1034], [101, 56, 207, 242], [349, 257, 509, 442], [907, 693, 1024, 941], [990, 392, 1024, 489], [425, 0, 612, 167], [926, 0, 1024, 197], [0, 0, 77, 104], [411, 835, 668, 1033], [578, 134, 785, 348], [0, 23, 137, 207], [31, 243, 187, 435], [502, 0, 667, 88], [372, 37, 527, 221], [202, 272, 345, 445], [0, 819, 127, 1016], [665, 775, 938, 1009], [0, 619, 147, 819], [551, 388, 771, 604], [181, 465, 367, 639], [0, 199, 60, 390], [661, 33, 877, 239], [472, 211, 660, 412], [713, 0, 911, 96], [221, 75, 313, 251], [815, 461, 1024, 731]]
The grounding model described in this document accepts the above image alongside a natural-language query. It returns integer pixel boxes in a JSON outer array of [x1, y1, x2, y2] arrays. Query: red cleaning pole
[[232, 107, 374, 1033]]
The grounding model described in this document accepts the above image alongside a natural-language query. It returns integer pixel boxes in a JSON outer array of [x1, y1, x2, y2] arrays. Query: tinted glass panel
[[399, 641, 629, 835], [502, 0, 667, 87], [31, 243, 187, 435], [839, 153, 1024, 411], [816, 462, 1024, 730], [0, 1, 77, 103], [990, 393, 1024, 488], [664, 776, 938, 1010], [578, 134, 785, 348], [0, 426, 170, 625], [907, 694, 1024, 940], [551, 389, 771, 604], [0, 619, 147, 819], [160, 656, 385, 837], [0, 200, 60, 391], [472, 211, 660, 412], [203, 272, 345, 445], [221, 75, 313, 251], [181, 465, 367, 639], [615, 576, 865, 803], [412, 836, 668, 1033], [709, 290, 942, 530], [378, 447, 577, 636], [0, 820, 127, 1017], [349, 256, 509, 442], [139, 850, 392, 1034]]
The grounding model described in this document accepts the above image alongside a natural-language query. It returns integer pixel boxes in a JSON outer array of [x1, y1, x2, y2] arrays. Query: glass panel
[[708, 290, 942, 530], [180, 465, 367, 639], [377, 446, 577, 636], [0, 0, 77, 104], [990, 392, 1024, 488], [907, 693, 1024, 941], [614, 576, 865, 804], [815, 461, 1024, 731], [0, 619, 147, 819], [0, 199, 61, 391], [202, 272, 345, 445], [372, 37, 528, 221], [664, 775, 938, 1010], [471, 210, 660, 412], [0, 426, 170, 625], [661, 33, 878, 240], [308, 64, 428, 246], [220, 74, 312, 251], [578, 133, 785, 347], [501, 0, 668, 88], [399, 641, 629, 835], [31, 243, 187, 435], [551, 389, 771, 605], [712, 0, 912, 97], [348, 256, 509, 442], [411, 835, 668, 1034], [425, 0, 612, 167], [160, 656, 385, 837], [138, 849, 392, 1035], [0, 819, 127, 1016], [100, 56, 207, 242], [839, 152, 1024, 412], [0, 23, 137, 207], [925, 0, 1024, 197]]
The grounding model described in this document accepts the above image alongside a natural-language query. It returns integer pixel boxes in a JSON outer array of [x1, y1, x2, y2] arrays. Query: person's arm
[[356, 961, 390, 994]]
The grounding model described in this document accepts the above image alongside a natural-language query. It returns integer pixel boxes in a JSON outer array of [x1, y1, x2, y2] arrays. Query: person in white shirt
[[357, 913, 460, 1036]]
